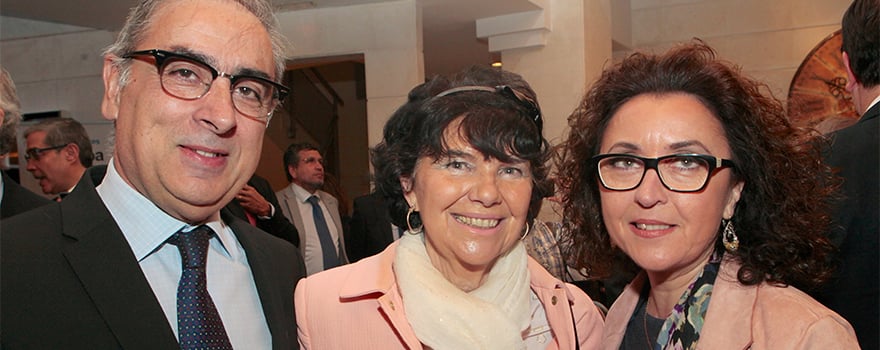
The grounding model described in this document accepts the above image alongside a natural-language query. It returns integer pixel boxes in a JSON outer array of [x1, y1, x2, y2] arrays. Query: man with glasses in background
[[23, 117, 93, 200], [1, 0, 305, 349]]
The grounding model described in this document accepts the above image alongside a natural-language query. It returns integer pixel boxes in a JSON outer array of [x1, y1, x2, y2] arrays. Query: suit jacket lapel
[[280, 186, 307, 248], [61, 167, 179, 348]]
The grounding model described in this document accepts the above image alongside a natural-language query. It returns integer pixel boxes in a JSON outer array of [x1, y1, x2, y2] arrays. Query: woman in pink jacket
[[295, 66, 604, 349], [555, 42, 860, 349]]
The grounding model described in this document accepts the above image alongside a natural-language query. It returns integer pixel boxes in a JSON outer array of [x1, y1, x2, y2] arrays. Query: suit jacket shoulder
[[1, 166, 179, 349], [1, 171, 50, 219], [2, 167, 306, 349]]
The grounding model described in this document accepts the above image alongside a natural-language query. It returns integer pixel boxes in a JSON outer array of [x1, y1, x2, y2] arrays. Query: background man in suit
[[1, 0, 305, 348], [277, 142, 349, 276], [23, 117, 93, 200], [0, 67, 49, 218], [811, 1, 879, 349], [346, 190, 402, 262], [224, 174, 301, 247]]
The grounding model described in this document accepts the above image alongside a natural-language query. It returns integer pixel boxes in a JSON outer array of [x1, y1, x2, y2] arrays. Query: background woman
[[295, 65, 604, 349], [556, 43, 858, 349]]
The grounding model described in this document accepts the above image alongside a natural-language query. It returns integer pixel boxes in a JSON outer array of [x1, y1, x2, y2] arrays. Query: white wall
[[627, 0, 851, 98], [276, 0, 424, 149]]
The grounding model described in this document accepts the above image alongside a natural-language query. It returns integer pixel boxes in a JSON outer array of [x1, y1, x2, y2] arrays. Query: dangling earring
[[520, 221, 531, 240], [406, 206, 423, 234], [722, 219, 739, 252]]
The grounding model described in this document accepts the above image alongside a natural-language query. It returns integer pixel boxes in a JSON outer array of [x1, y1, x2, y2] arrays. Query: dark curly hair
[[372, 65, 553, 230], [556, 42, 836, 290]]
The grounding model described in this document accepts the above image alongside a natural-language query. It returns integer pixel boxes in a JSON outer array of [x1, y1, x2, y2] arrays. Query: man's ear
[[63, 143, 81, 164], [287, 164, 297, 181], [842, 51, 858, 92], [101, 56, 122, 122]]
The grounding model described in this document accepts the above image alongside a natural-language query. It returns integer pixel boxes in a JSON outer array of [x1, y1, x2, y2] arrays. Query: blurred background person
[[23, 117, 93, 200], [0, 67, 49, 218], [557, 43, 858, 349], [346, 190, 402, 262], [277, 142, 349, 275], [295, 66, 604, 349], [810, 1, 879, 349]]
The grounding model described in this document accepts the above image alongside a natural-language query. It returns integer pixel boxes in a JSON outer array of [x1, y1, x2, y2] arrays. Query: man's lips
[[183, 145, 228, 158]]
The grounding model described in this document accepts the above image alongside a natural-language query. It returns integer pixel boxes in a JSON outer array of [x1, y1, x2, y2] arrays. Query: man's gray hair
[[103, 0, 289, 91]]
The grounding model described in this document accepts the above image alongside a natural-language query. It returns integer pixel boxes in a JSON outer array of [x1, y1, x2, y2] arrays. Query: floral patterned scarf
[[653, 251, 722, 350]]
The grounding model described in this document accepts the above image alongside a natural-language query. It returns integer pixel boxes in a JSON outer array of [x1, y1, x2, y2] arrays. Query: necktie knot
[[307, 195, 320, 206], [169, 226, 212, 269]]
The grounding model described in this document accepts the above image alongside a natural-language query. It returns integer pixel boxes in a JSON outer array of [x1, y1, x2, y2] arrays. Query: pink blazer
[[600, 258, 860, 349], [295, 241, 604, 349]]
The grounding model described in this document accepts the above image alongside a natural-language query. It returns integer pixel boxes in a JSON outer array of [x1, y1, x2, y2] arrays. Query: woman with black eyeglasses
[[295, 65, 604, 349], [556, 42, 859, 350]]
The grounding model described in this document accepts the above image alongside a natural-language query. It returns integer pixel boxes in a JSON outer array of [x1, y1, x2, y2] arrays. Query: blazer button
[[388, 300, 396, 310], [551, 296, 558, 305]]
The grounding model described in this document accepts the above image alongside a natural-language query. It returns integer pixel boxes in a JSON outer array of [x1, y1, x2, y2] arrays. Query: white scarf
[[394, 232, 531, 350]]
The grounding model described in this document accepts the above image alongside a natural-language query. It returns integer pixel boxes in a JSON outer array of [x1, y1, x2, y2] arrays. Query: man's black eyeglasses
[[24, 144, 69, 161], [433, 85, 543, 133], [122, 49, 290, 122]]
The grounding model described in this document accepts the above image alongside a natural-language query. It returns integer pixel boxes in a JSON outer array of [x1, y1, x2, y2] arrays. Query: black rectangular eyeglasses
[[24, 144, 69, 161], [590, 153, 736, 192], [122, 49, 290, 122]]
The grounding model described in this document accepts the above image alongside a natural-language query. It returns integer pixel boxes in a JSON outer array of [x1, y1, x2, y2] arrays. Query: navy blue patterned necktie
[[307, 195, 340, 269], [168, 225, 233, 350]]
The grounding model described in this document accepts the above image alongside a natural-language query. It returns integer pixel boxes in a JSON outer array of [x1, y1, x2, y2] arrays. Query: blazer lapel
[[61, 168, 179, 349], [280, 186, 307, 247]]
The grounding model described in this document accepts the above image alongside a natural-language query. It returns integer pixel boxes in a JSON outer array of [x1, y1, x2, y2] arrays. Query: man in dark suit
[[0, 68, 50, 218], [811, 1, 879, 349], [1, 0, 304, 349], [224, 174, 300, 247], [346, 191, 403, 262]]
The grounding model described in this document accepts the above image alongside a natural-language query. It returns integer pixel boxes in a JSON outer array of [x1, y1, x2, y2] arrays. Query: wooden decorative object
[[787, 30, 859, 134]]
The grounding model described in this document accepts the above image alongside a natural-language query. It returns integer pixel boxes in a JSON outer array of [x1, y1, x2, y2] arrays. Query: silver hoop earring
[[520, 221, 531, 240], [406, 206, 423, 234], [722, 219, 739, 252]]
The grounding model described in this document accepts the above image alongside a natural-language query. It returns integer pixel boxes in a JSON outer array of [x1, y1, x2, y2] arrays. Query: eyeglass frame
[[23, 144, 70, 161], [122, 49, 290, 122], [589, 153, 737, 193], [433, 85, 543, 133]]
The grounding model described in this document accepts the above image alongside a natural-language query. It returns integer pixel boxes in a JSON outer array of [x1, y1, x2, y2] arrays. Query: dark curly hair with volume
[[556, 42, 836, 290], [372, 65, 553, 230]]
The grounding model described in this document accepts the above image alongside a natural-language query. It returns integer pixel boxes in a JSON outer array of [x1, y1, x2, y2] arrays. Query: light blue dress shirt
[[96, 160, 271, 349]]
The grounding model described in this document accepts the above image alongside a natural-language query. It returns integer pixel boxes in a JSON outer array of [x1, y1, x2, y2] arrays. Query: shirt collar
[[96, 159, 236, 261], [290, 182, 315, 203]]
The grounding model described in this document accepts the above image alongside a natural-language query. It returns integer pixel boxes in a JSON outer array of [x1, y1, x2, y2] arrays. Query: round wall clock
[[787, 30, 859, 134]]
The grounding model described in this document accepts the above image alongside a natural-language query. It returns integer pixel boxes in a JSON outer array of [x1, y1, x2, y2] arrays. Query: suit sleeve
[[346, 196, 369, 262], [251, 177, 300, 247]]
